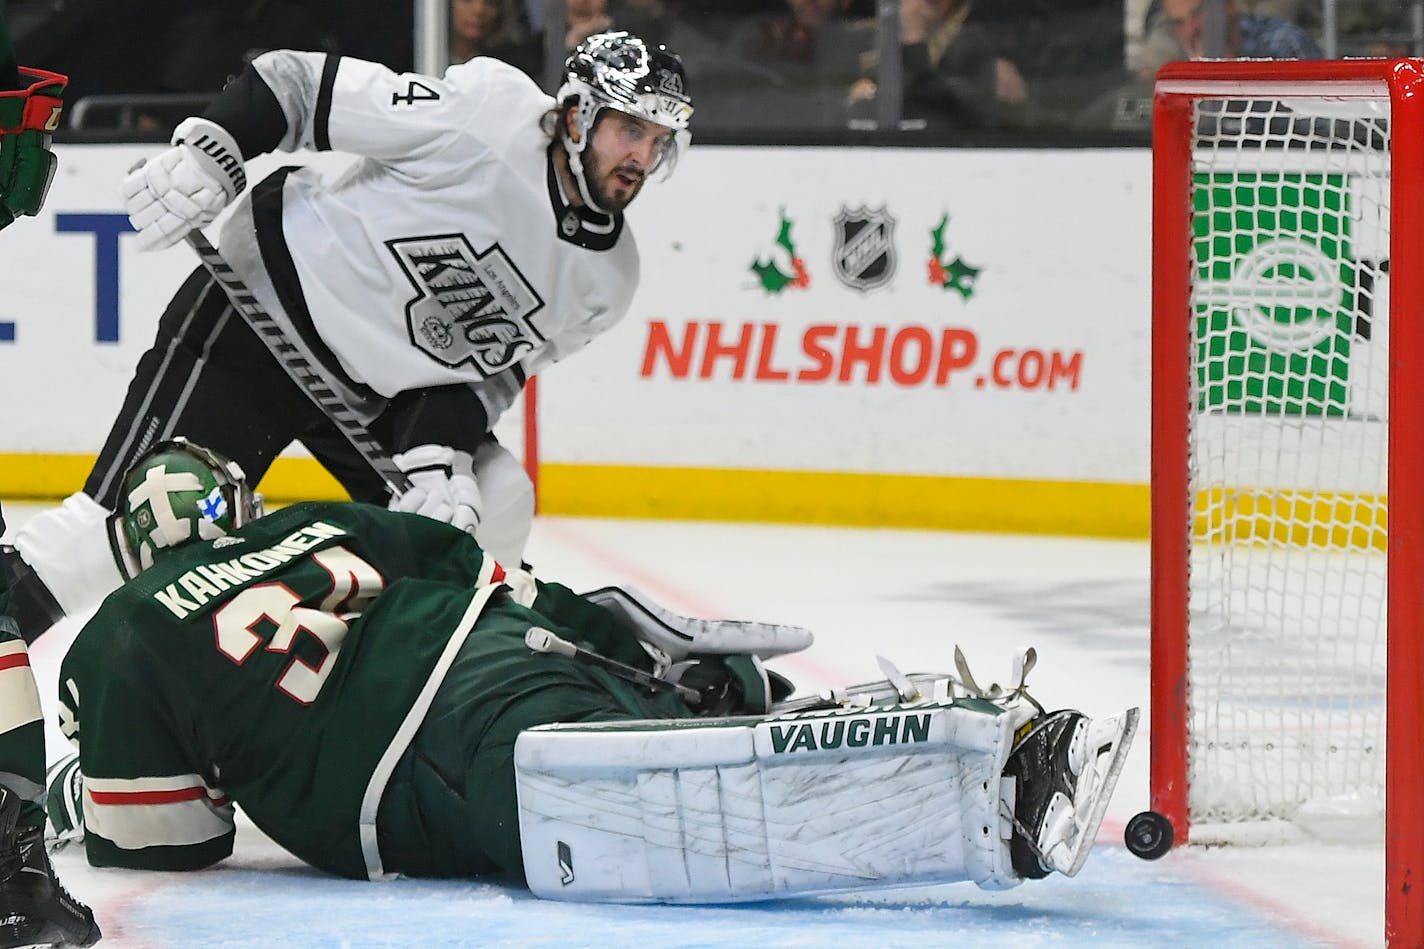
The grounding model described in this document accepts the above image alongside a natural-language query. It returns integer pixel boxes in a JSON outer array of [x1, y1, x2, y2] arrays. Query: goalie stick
[[524, 627, 803, 710], [526, 628, 945, 716], [525, 627, 701, 700], [183, 229, 412, 497]]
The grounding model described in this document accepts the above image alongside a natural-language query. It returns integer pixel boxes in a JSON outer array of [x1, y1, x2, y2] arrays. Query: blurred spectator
[[1336, 0, 1417, 56], [310, 0, 414, 72], [1130, 0, 1316, 66], [449, 0, 527, 65], [520, 0, 546, 34], [730, 0, 850, 72], [613, 0, 757, 130], [849, 0, 1027, 131], [1135, 0, 1322, 78], [610, 0, 672, 47], [19, 0, 183, 127], [565, 0, 616, 49], [500, 0, 618, 82], [973, 0, 1126, 128], [159, 2, 334, 93], [21, 0, 417, 131], [716, 0, 873, 130], [50, 0, 336, 131]]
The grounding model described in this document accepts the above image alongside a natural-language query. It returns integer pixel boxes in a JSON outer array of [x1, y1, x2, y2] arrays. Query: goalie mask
[[108, 437, 262, 579], [557, 30, 693, 212]]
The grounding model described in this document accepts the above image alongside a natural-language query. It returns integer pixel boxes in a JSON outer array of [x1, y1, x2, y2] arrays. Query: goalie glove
[[389, 444, 482, 535], [667, 653, 795, 716], [582, 585, 814, 661], [122, 117, 247, 251]]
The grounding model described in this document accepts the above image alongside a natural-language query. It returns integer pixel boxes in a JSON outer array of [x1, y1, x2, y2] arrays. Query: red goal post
[[1151, 58, 1424, 946]]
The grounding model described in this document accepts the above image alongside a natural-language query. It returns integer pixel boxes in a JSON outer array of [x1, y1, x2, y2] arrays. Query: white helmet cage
[[556, 31, 693, 210]]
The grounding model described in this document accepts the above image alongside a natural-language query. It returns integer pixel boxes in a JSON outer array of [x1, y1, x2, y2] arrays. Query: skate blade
[[1055, 706, 1140, 878]]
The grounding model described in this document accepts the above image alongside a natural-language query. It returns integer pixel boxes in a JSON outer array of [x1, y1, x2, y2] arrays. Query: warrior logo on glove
[[185, 128, 247, 194]]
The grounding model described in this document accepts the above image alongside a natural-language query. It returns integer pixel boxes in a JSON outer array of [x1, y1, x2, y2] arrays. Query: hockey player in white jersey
[[0, 31, 694, 641]]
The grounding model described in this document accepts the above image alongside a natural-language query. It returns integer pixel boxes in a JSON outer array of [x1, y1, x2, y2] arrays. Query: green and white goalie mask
[[108, 438, 262, 579]]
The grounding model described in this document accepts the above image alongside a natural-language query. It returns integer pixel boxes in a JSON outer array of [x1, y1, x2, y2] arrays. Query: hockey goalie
[[12, 440, 1135, 923]]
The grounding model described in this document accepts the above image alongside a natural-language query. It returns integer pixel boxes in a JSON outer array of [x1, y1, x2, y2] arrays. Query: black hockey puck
[[1124, 810, 1174, 860]]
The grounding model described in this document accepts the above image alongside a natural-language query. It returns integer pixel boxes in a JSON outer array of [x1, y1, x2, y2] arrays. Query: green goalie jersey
[[58, 502, 528, 877]]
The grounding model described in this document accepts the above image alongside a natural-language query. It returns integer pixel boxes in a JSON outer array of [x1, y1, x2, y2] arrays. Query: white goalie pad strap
[[514, 700, 1020, 903], [581, 585, 814, 660]]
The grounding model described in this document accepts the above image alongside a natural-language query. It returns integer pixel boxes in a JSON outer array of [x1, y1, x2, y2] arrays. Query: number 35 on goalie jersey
[[56, 502, 504, 874]]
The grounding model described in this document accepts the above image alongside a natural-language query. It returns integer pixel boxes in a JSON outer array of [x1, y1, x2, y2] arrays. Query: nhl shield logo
[[388, 235, 546, 375], [832, 205, 897, 292]]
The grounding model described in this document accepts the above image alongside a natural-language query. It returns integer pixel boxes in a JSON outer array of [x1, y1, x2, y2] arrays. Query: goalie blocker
[[514, 674, 1138, 903]]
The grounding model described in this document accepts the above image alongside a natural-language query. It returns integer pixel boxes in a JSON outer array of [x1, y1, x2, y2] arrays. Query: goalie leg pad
[[514, 700, 1022, 903]]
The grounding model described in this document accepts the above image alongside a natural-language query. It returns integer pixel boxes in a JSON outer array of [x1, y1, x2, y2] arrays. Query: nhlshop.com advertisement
[[543, 147, 1152, 489]]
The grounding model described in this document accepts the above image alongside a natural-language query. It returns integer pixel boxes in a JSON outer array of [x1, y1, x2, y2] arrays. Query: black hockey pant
[[83, 266, 392, 509]]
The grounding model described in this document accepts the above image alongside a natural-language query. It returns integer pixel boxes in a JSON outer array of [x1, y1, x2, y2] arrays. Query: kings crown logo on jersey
[[387, 235, 547, 376]]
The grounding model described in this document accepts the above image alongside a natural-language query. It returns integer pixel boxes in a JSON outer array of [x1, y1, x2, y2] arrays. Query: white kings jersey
[[216, 51, 639, 420]]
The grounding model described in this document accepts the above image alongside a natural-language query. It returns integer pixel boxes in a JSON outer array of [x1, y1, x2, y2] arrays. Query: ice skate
[[0, 786, 99, 948], [1005, 706, 1139, 879]]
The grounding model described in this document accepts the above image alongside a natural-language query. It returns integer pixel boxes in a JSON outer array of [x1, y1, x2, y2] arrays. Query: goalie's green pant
[[382, 634, 1037, 895], [374, 597, 695, 880]]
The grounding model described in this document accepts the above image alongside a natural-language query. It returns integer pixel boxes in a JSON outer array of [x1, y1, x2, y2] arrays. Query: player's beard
[[583, 148, 646, 213]]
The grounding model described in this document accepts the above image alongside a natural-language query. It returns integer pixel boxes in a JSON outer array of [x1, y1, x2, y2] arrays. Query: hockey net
[[1151, 59, 1424, 945]]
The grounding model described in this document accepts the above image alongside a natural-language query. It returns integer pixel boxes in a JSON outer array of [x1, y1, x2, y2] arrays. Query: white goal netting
[[1185, 94, 1390, 840]]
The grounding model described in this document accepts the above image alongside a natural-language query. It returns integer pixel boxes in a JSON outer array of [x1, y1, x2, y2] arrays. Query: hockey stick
[[184, 229, 412, 496], [524, 627, 702, 700]]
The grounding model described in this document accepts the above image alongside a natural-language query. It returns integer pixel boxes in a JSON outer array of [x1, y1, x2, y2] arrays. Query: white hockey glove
[[582, 585, 814, 661], [389, 444, 482, 535], [122, 117, 247, 251]]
